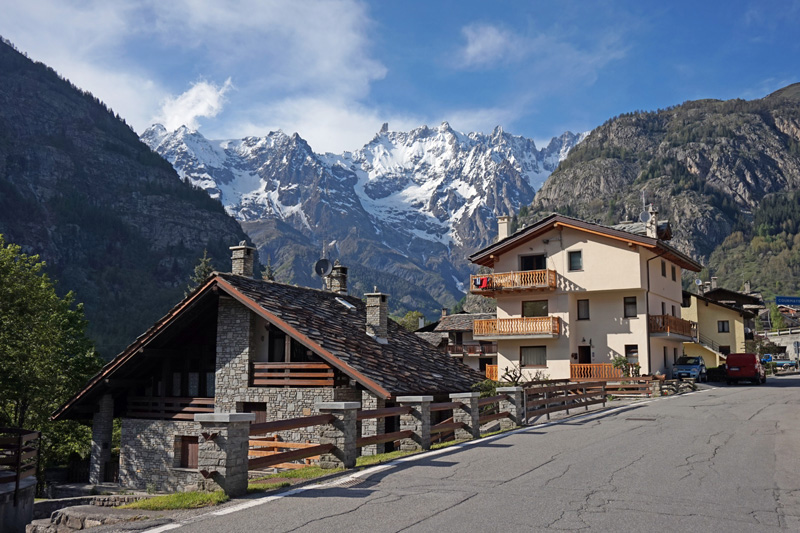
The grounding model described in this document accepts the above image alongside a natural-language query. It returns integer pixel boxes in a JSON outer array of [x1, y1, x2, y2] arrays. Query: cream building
[[681, 290, 752, 368], [468, 211, 703, 380]]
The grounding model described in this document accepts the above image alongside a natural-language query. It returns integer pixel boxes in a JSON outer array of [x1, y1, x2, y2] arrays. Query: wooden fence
[[524, 381, 606, 421], [251, 362, 334, 387], [126, 397, 214, 420], [0, 427, 40, 505]]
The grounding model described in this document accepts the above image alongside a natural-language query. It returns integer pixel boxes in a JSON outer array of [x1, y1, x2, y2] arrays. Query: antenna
[[695, 279, 703, 286], [639, 211, 651, 223]]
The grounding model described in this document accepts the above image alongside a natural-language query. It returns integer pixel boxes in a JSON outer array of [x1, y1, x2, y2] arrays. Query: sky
[[2, 0, 799, 153]]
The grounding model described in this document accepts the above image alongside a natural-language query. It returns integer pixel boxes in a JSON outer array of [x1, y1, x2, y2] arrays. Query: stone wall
[[119, 419, 202, 492], [88, 394, 113, 484]]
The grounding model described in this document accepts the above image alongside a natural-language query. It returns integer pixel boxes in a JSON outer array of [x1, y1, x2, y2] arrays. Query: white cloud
[[457, 24, 525, 69], [157, 79, 233, 131]]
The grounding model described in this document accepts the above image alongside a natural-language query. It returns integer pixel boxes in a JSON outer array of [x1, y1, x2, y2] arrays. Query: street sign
[[776, 296, 800, 306]]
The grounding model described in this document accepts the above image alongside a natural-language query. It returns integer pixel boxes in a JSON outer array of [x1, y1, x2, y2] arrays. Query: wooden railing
[[446, 343, 498, 355], [485, 365, 499, 381], [250, 436, 320, 470], [525, 381, 606, 421], [471, 270, 557, 294], [126, 397, 214, 420], [251, 362, 334, 387], [649, 314, 697, 338], [248, 414, 337, 470], [473, 317, 560, 337], [0, 427, 39, 505]]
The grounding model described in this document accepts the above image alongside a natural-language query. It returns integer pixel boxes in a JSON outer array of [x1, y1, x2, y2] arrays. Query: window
[[671, 265, 677, 281], [720, 345, 731, 355], [672, 305, 677, 317], [682, 293, 691, 307], [625, 345, 639, 363], [673, 347, 678, 364], [520, 254, 546, 271], [577, 299, 590, 320], [523, 300, 549, 317], [718, 320, 730, 333], [568, 250, 583, 271], [177, 436, 198, 469], [521, 346, 547, 366], [624, 297, 637, 318], [661, 302, 666, 315], [661, 260, 666, 277]]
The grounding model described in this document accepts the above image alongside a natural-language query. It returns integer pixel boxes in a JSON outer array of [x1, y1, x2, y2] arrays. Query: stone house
[[416, 310, 498, 378], [53, 244, 482, 492], [467, 209, 703, 380]]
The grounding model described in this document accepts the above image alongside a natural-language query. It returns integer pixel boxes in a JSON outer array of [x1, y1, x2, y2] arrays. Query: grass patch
[[355, 450, 416, 467], [119, 491, 228, 510], [250, 465, 344, 482], [431, 439, 469, 450], [247, 481, 291, 493]]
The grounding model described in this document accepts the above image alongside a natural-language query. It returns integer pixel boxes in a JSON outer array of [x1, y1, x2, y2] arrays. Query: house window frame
[[671, 265, 677, 281], [174, 436, 199, 469], [624, 344, 639, 363], [568, 250, 583, 272], [661, 260, 667, 277], [519, 253, 546, 271], [522, 300, 549, 318], [718, 320, 730, 333], [520, 345, 547, 367], [623, 296, 638, 318], [577, 299, 590, 320]]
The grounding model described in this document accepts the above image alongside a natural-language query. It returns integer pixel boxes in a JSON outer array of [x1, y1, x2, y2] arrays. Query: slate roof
[[54, 273, 485, 419], [611, 220, 672, 241], [218, 274, 484, 397], [434, 313, 495, 332]]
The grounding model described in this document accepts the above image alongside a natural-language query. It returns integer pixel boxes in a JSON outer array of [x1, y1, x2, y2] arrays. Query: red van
[[726, 353, 766, 385]]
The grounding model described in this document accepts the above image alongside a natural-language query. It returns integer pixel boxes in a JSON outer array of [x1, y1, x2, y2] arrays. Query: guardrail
[[0, 427, 40, 505]]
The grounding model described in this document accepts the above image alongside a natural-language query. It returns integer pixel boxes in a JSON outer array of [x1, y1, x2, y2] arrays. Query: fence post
[[194, 413, 255, 497], [397, 396, 432, 451], [602, 383, 606, 407], [583, 385, 588, 411], [316, 402, 360, 468], [497, 387, 525, 429], [360, 392, 386, 456], [450, 392, 481, 440]]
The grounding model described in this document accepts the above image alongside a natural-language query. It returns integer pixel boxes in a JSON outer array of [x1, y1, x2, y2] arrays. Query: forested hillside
[[520, 84, 800, 299]]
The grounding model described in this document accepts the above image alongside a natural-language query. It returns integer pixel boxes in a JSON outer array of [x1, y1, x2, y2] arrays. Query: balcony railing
[[470, 270, 557, 295], [649, 315, 697, 339], [251, 362, 334, 387], [446, 343, 498, 355], [473, 317, 560, 338], [485, 365, 499, 381]]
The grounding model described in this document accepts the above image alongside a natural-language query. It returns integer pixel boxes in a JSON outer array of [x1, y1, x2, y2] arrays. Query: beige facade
[[682, 293, 749, 368], [470, 215, 702, 380]]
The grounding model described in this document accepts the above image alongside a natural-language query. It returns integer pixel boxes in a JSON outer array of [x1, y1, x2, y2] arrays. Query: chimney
[[229, 241, 256, 278], [418, 317, 425, 329], [325, 260, 348, 295], [703, 281, 711, 294], [441, 308, 448, 318], [645, 204, 658, 238], [711, 276, 718, 290], [365, 288, 388, 343], [744, 280, 751, 294], [496, 215, 512, 242]]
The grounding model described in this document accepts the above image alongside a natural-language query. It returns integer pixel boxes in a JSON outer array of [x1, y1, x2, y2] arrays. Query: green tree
[[395, 310, 426, 332], [0, 236, 102, 479], [769, 302, 788, 331], [185, 248, 215, 296]]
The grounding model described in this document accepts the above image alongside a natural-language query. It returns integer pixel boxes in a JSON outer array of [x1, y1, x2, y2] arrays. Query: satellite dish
[[695, 279, 703, 286], [314, 258, 333, 277], [639, 211, 651, 223]]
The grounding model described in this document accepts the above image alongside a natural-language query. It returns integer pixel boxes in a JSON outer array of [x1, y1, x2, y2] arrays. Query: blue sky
[[2, 1, 799, 153]]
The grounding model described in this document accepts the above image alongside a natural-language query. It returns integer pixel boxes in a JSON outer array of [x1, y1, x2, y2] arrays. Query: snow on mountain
[[141, 121, 584, 315]]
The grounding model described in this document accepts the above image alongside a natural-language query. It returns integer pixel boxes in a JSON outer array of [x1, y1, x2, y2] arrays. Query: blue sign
[[776, 296, 800, 306]]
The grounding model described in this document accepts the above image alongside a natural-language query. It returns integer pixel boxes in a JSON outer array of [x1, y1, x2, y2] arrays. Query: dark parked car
[[672, 356, 707, 382], [726, 353, 766, 385]]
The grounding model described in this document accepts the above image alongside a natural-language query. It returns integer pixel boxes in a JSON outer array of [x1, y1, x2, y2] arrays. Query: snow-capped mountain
[[142, 122, 585, 316]]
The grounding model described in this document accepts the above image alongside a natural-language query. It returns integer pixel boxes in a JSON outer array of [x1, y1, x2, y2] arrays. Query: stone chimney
[[441, 308, 448, 318], [645, 204, 658, 238], [325, 260, 348, 295], [711, 276, 718, 290], [229, 241, 256, 278], [497, 216, 511, 241], [744, 280, 751, 294], [365, 288, 388, 342], [703, 281, 711, 294]]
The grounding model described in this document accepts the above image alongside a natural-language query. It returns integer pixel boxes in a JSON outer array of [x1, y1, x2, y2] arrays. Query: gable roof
[[469, 213, 702, 272], [53, 274, 483, 419], [434, 313, 495, 332], [702, 287, 763, 307], [684, 290, 755, 318]]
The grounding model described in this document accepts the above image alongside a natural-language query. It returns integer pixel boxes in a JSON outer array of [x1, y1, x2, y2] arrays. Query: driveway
[[142, 376, 800, 532]]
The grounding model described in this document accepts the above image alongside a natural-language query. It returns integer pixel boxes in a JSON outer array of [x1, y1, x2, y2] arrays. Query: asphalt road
[[147, 376, 800, 532]]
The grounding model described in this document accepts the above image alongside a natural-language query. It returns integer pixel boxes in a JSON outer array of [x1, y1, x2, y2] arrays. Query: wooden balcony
[[649, 315, 697, 340], [473, 317, 560, 339], [570, 363, 624, 381], [446, 343, 498, 355], [485, 365, 499, 381], [126, 397, 215, 420], [470, 270, 557, 296], [251, 362, 334, 387]]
